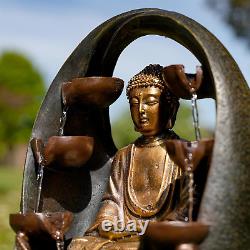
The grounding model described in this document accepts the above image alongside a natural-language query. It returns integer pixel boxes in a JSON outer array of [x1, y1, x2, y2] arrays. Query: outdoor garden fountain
[[9, 8, 249, 250]]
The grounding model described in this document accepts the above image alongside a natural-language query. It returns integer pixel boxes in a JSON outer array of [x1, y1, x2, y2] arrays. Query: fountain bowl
[[144, 221, 209, 247], [9, 211, 73, 240], [162, 65, 204, 99], [165, 139, 214, 171], [44, 136, 94, 168], [10, 212, 73, 249], [62, 77, 124, 108]]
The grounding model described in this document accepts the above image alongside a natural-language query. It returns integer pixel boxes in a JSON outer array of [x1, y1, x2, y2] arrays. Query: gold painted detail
[[126, 143, 182, 217]]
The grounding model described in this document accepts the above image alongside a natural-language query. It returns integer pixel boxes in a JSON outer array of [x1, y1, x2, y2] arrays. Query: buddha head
[[126, 64, 179, 137]]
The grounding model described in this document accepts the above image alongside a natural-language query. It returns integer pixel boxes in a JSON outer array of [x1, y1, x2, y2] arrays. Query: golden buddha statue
[[69, 64, 187, 250]]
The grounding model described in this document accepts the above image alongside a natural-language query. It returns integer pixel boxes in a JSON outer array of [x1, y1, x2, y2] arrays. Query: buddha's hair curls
[[126, 64, 178, 103]]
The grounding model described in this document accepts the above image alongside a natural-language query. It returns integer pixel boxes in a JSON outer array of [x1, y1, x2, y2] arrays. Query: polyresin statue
[[69, 64, 189, 249]]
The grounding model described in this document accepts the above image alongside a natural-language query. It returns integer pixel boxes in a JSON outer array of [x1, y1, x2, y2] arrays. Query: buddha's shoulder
[[114, 144, 133, 159], [114, 144, 133, 158], [111, 144, 133, 170]]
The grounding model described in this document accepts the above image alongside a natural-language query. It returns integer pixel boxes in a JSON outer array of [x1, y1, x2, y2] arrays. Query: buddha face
[[129, 86, 166, 136]]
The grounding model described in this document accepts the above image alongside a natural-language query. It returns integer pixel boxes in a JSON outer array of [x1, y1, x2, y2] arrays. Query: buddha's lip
[[140, 118, 148, 123]]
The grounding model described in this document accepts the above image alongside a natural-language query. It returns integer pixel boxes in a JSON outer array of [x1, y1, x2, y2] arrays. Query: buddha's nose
[[139, 103, 145, 114]]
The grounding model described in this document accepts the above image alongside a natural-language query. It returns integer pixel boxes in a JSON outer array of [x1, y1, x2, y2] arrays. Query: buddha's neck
[[136, 132, 167, 147], [143, 133, 165, 142]]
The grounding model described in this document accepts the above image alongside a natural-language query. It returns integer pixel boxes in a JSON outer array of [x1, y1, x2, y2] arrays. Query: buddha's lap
[[69, 235, 140, 250]]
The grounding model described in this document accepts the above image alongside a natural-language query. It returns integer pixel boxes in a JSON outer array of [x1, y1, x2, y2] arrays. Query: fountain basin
[[144, 221, 209, 247], [9, 212, 73, 242], [10, 212, 72, 239], [165, 139, 214, 171], [44, 136, 94, 168], [31, 136, 94, 168], [62, 77, 124, 108], [162, 65, 214, 99]]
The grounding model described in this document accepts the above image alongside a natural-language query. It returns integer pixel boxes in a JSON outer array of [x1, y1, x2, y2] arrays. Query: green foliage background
[[0, 168, 23, 250], [0, 51, 45, 248], [0, 51, 45, 159], [112, 102, 212, 149], [208, 0, 250, 45]]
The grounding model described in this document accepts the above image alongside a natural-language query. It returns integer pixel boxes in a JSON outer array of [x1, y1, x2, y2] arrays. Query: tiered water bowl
[[144, 221, 209, 250], [10, 77, 124, 249]]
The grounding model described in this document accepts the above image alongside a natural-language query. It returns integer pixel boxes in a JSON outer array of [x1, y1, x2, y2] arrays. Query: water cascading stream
[[56, 236, 64, 250], [185, 91, 201, 222], [186, 142, 197, 222], [35, 164, 45, 212], [191, 93, 201, 141], [55, 230, 64, 250], [58, 106, 68, 136], [56, 240, 64, 250], [34, 141, 46, 213]]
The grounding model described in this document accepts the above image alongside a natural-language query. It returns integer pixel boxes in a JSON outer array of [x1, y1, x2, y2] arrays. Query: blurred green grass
[[0, 167, 23, 250]]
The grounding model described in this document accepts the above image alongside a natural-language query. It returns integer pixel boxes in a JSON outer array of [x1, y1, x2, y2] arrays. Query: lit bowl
[[162, 65, 214, 99], [144, 221, 209, 246], [44, 136, 94, 168], [62, 77, 124, 108], [165, 139, 214, 171], [9, 211, 73, 241]]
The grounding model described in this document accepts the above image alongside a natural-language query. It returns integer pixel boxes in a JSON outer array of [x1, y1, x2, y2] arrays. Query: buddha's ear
[[165, 101, 180, 129]]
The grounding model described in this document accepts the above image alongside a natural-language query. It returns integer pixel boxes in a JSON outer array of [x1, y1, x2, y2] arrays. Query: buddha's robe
[[69, 137, 187, 250]]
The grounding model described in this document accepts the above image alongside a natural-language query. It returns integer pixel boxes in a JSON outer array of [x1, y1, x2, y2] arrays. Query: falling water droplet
[[191, 93, 201, 141], [186, 144, 194, 223], [58, 106, 68, 136], [55, 231, 64, 250], [35, 165, 44, 212], [56, 239, 64, 250]]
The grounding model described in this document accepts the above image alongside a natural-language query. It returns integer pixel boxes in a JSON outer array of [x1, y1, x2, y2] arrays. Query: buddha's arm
[[85, 149, 125, 235]]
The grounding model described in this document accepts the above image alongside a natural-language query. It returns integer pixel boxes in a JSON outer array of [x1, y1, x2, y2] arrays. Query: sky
[[0, 0, 249, 129]]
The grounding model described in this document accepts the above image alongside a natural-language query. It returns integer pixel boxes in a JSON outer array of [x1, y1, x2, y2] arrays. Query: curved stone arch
[[93, 11, 250, 249], [21, 8, 250, 249]]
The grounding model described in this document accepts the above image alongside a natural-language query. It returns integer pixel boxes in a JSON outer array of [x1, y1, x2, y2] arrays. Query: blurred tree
[[112, 109, 140, 149], [0, 51, 45, 165], [112, 103, 212, 149], [207, 0, 250, 45]]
